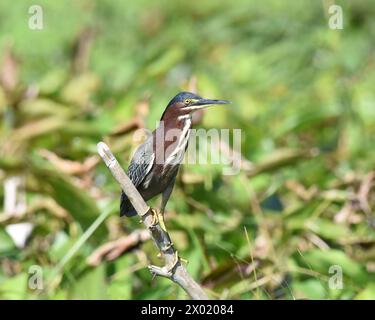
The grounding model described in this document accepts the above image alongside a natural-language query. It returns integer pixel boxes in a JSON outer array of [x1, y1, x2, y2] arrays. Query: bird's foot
[[149, 208, 159, 227], [180, 256, 189, 265], [148, 251, 179, 278], [148, 208, 167, 232], [157, 211, 168, 233], [158, 240, 174, 259], [166, 250, 180, 273]]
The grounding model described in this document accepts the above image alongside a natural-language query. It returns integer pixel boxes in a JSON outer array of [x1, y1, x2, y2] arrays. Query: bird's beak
[[183, 98, 231, 111]]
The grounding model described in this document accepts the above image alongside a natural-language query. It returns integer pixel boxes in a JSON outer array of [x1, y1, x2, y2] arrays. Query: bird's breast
[[164, 118, 191, 167], [140, 117, 191, 198]]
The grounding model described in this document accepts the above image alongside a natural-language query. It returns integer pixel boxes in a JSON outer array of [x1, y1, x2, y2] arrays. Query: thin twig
[[97, 142, 209, 300], [86, 230, 151, 266]]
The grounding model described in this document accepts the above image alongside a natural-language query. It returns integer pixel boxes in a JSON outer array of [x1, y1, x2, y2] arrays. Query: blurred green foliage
[[0, 0, 375, 299]]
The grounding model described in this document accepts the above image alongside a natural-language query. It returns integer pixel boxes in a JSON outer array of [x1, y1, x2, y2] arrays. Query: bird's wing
[[127, 136, 154, 187], [120, 136, 154, 217]]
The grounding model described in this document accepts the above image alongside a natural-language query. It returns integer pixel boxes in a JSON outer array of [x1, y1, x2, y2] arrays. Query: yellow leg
[[166, 250, 180, 273], [151, 208, 168, 259], [148, 208, 167, 232], [157, 211, 167, 233], [180, 256, 189, 265], [148, 208, 159, 227]]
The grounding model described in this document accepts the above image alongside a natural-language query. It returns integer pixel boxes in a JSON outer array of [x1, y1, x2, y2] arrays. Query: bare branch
[[86, 230, 151, 266], [97, 142, 209, 300]]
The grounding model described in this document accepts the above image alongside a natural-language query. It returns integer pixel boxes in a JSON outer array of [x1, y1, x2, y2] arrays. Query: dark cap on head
[[166, 92, 202, 107]]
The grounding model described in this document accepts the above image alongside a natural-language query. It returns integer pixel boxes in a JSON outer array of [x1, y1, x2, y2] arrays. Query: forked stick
[[97, 142, 208, 300]]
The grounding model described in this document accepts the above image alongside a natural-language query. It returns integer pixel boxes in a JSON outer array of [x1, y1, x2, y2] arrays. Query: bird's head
[[161, 92, 231, 121]]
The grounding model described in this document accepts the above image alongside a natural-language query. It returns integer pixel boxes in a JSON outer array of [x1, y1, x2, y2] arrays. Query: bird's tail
[[120, 191, 138, 217]]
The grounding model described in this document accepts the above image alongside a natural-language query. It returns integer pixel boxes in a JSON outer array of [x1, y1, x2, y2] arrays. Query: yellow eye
[[184, 98, 191, 105]]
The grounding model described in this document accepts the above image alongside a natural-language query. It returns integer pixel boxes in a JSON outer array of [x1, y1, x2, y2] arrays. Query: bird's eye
[[184, 99, 191, 105]]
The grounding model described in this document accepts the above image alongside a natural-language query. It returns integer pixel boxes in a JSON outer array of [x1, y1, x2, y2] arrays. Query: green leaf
[[107, 279, 132, 300], [70, 265, 106, 299], [293, 279, 326, 299], [30, 155, 101, 228], [354, 284, 375, 300], [49, 231, 76, 262], [0, 274, 28, 299], [0, 229, 16, 255], [296, 249, 368, 285], [305, 218, 350, 240]]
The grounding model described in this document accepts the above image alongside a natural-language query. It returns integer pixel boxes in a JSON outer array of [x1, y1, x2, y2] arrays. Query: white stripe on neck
[[165, 117, 191, 165], [178, 114, 191, 121]]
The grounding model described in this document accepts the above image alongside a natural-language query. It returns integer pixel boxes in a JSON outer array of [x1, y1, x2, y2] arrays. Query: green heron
[[120, 92, 230, 225]]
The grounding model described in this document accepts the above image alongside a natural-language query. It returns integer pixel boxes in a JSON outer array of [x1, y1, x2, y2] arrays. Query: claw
[[149, 251, 180, 278], [166, 250, 179, 273], [157, 211, 167, 233], [148, 208, 168, 233], [149, 208, 159, 227]]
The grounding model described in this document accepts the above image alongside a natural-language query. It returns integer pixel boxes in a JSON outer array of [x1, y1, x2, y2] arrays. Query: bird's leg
[[156, 208, 189, 265], [158, 177, 176, 232], [149, 250, 179, 277], [155, 180, 176, 258], [148, 208, 159, 227], [180, 256, 189, 265], [158, 176, 190, 264], [157, 210, 167, 233], [166, 250, 179, 273], [156, 207, 168, 259]]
